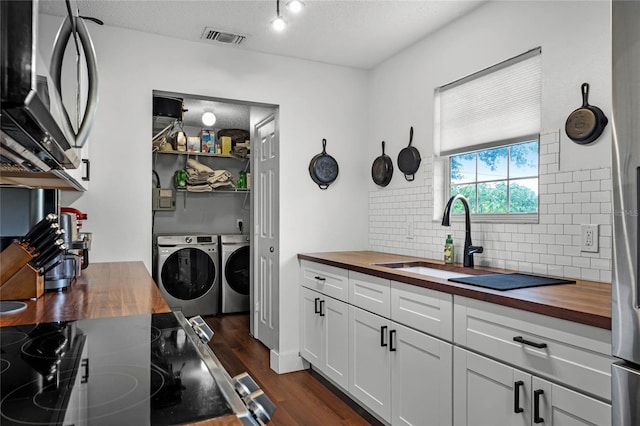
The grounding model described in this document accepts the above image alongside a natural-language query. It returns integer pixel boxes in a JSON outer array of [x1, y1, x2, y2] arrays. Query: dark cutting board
[[448, 273, 575, 291]]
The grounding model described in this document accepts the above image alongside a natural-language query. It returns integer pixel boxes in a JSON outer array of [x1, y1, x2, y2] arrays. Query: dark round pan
[[372, 141, 393, 187], [565, 83, 608, 145], [397, 126, 421, 181], [309, 138, 339, 190]]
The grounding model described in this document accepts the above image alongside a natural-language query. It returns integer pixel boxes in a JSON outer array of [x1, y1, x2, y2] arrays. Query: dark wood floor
[[204, 313, 378, 426]]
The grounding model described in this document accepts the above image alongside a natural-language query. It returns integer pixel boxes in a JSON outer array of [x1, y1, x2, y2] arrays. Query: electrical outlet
[[581, 224, 599, 253], [406, 218, 414, 239]]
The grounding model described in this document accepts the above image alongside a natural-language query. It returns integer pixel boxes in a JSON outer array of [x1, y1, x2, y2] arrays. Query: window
[[433, 47, 542, 222], [449, 139, 539, 216]]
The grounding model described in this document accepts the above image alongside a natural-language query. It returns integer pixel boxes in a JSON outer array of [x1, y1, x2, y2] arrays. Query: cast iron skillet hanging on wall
[[372, 141, 393, 187], [309, 138, 339, 189], [565, 83, 609, 145], [397, 126, 421, 181]]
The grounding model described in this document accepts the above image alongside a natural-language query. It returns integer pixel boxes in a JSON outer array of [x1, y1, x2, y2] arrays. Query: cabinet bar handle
[[513, 380, 524, 413], [81, 358, 89, 383], [319, 300, 325, 317], [314, 297, 320, 314], [513, 336, 547, 349], [534, 389, 544, 423], [380, 325, 388, 347], [314, 276, 326, 282], [389, 329, 396, 352]]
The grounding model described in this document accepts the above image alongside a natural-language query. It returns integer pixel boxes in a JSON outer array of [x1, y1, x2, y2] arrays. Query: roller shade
[[434, 48, 541, 157]]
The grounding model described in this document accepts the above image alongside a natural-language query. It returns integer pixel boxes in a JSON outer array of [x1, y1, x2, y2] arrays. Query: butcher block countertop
[[298, 251, 612, 330], [0, 261, 170, 327]]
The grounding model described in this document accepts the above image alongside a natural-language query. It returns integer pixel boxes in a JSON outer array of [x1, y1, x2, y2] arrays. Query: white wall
[[366, 0, 612, 282], [40, 15, 370, 361]]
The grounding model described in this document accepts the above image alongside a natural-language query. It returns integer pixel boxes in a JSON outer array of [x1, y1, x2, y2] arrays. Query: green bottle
[[444, 234, 454, 264]]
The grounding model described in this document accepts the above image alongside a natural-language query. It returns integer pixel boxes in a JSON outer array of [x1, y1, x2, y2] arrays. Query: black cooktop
[[0, 312, 233, 425]]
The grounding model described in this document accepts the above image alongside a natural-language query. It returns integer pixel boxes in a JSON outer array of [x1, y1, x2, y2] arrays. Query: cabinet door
[[453, 347, 530, 426], [391, 322, 452, 426], [300, 287, 323, 366], [532, 376, 611, 426], [322, 297, 349, 388], [348, 305, 391, 422]]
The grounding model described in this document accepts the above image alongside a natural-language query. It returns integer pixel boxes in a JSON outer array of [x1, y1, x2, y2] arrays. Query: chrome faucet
[[441, 194, 483, 267]]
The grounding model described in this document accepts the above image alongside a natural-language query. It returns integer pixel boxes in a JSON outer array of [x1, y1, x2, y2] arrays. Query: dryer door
[[161, 248, 216, 300], [225, 246, 250, 295]]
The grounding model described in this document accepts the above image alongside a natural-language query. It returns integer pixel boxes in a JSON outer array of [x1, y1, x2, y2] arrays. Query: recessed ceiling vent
[[201, 27, 246, 45]]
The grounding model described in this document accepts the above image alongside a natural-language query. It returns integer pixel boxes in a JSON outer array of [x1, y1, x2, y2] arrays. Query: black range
[[0, 312, 274, 425]]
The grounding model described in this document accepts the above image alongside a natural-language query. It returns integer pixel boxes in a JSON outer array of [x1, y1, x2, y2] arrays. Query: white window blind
[[434, 48, 541, 157]]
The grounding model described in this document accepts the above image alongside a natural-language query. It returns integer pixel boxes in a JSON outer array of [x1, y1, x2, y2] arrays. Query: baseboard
[[269, 349, 309, 373]]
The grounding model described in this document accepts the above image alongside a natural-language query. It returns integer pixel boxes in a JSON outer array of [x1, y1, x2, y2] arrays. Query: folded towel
[[186, 158, 214, 174]]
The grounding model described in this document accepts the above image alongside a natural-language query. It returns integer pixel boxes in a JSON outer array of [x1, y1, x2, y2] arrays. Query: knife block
[[0, 242, 33, 284], [0, 242, 42, 300], [0, 263, 43, 300]]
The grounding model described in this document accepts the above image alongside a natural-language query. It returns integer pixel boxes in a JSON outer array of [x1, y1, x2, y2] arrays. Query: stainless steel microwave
[[1, 0, 98, 188]]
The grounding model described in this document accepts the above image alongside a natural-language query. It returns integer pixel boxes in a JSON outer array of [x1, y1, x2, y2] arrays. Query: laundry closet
[[151, 91, 259, 318]]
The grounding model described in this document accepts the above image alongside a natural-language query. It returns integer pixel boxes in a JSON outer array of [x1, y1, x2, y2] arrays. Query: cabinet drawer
[[391, 281, 453, 341], [349, 271, 391, 318], [391, 281, 453, 342], [454, 296, 613, 401], [300, 260, 348, 301]]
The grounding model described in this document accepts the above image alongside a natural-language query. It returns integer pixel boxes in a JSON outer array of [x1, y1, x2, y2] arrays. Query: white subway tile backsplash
[[368, 141, 613, 283]]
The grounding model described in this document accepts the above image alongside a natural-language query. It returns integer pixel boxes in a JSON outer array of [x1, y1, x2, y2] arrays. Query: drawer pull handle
[[380, 325, 388, 347], [314, 297, 320, 314], [534, 389, 544, 423], [314, 276, 326, 282], [513, 336, 547, 349], [389, 329, 397, 352], [319, 300, 325, 317], [513, 380, 524, 413]]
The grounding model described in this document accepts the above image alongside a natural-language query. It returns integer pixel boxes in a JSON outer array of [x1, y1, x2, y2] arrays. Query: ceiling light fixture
[[201, 110, 216, 127], [270, 0, 287, 31], [286, 0, 305, 14]]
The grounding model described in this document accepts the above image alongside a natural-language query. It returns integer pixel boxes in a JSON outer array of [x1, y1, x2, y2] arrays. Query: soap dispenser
[[444, 234, 454, 264]]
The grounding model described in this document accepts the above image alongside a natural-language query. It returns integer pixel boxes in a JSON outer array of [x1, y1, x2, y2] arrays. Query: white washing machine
[[156, 234, 219, 317], [220, 234, 250, 313]]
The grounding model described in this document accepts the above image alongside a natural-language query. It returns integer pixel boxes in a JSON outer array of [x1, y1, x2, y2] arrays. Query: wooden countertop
[[0, 261, 170, 327], [298, 251, 612, 330]]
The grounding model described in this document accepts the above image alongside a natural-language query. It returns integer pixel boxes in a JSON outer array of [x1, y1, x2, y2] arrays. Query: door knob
[[269, 246, 274, 252]]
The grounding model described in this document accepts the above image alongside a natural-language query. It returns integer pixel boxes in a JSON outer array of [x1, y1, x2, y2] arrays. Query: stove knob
[[244, 389, 275, 424], [185, 236, 192, 244]]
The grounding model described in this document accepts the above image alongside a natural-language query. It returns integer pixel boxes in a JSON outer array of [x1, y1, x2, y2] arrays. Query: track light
[[271, 0, 287, 31], [286, 0, 305, 13]]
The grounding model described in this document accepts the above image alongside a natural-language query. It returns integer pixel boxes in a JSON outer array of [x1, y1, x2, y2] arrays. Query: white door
[[300, 287, 322, 366], [391, 323, 453, 426], [322, 296, 349, 388], [348, 305, 391, 422], [453, 347, 531, 426], [252, 113, 278, 350], [531, 376, 611, 426]]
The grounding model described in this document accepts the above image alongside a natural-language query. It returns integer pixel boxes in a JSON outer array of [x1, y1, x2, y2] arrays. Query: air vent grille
[[201, 27, 246, 45]]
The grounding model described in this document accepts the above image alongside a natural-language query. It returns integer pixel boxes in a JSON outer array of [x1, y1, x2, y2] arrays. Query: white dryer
[[220, 234, 250, 313], [156, 234, 219, 317]]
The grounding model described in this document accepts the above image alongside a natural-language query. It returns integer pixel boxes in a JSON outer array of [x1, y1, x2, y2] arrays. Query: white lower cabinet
[[300, 287, 349, 388], [453, 347, 611, 426], [348, 305, 453, 425]]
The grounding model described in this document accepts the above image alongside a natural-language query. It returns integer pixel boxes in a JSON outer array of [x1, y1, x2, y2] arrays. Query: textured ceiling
[[40, 0, 486, 70]]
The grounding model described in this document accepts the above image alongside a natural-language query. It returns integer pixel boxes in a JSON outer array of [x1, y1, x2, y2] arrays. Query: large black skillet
[[309, 138, 339, 190], [372, 141, 393, 187], [565, 83, 608, 145], [397, 126, 421, 181]]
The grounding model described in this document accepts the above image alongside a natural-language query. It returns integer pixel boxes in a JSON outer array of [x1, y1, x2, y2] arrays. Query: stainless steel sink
[[374, 261, 473, 280]]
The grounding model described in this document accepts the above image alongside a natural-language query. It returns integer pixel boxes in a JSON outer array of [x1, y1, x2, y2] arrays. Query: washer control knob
[[185, 236, 193, 244]]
